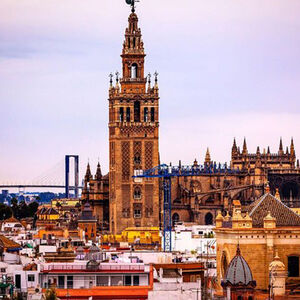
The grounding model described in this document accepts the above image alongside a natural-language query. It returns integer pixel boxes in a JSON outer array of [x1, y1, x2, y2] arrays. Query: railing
[[41, 263, 145, 272]]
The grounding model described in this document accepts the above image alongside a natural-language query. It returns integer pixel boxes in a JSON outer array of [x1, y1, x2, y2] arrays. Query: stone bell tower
[[108, 8, 160, 234]]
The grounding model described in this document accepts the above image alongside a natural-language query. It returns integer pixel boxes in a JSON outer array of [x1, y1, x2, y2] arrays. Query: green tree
[[0, 204, 12, 220], [28, 201, 39, 217], [11, 197, 19, 218]]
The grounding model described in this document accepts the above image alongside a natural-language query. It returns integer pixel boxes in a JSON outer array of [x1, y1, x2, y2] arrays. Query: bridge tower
[[65, 155, 79, 198]]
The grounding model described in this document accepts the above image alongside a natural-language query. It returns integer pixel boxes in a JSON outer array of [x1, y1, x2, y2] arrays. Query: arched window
[[131, 63, 138, 79], [144, 107, 149, 122], [119, 107, 124, 122], [205, 213, 213, 225], [172, 213, 180, 227], [126, 107, 131, 122], [134, 101, 140, 122], [134, 187, 142, 200], [151, 107, 155, 122]]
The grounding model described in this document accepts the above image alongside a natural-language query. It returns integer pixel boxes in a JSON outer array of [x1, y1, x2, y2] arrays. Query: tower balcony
[[120, 77, 147, 83]]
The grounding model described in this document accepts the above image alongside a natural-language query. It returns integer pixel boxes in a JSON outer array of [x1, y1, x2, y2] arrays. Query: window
[[67, 276, 73, 289], [205, 213, 213, 225], [144, 107, 149, 122], [134, 101, 140, 122], [134, 209, 141, 218], [15, 274, 21, 289], [172, 213, 180, 227], [58, 276, 65, 289], [126, 107, 131, 122], [133, 276, 140, 286], [111, 276, 123, 286], [134, 187, 142, 200], [124, 275, 132, 286], [288, 256, 299, 277], [0, 268, 6, 273], [28, 274, 35, 282], [237, 296, 243, 300], [119, 107, 124, 122], [134, 154, 141, 165], [131, 63, 138, 79], [97, 276, 109, 286], [150, 107, 155, 122]]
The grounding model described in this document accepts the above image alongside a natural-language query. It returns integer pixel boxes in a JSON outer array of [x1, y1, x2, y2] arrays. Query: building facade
[[215, 191, 300, 292], [108, 11, 160, 234]]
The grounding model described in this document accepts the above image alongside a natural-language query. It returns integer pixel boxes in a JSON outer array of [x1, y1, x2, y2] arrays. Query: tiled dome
[[225, 245, 254, 286]]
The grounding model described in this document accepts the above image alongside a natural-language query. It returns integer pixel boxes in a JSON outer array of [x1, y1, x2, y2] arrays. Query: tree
[[11, 197, 18, 218], [0, 204, 12, 220], [45, 288, 57, 300], [28, 201, 39, 216]]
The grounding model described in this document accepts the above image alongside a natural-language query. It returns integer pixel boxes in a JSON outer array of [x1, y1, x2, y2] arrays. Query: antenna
[[125, 0, 140, 13]]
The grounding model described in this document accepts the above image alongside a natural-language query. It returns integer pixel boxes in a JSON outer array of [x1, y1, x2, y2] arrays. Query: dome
[[224, 245, 255, 286]]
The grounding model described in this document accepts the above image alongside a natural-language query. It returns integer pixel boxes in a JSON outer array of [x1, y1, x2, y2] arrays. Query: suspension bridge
[[0, 155, 82, 197]]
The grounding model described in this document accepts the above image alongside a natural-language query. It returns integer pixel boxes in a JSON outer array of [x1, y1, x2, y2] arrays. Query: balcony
[[41, 263, 146, 273]]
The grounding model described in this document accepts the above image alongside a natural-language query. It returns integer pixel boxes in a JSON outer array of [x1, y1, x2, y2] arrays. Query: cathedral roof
[[248, 193, 300, 227], [223, 246, 255, 287]]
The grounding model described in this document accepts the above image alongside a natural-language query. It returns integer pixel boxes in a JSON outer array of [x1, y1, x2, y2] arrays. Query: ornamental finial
[[109, 73, 113, 87]]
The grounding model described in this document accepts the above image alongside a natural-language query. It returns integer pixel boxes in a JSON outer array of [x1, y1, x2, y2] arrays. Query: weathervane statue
[[125, 0, 139, 13]]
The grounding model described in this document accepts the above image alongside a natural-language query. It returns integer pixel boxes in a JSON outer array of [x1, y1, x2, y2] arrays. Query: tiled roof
[[0, 235, 21, 250], [4, 217, 20, 223], [249, 193, 300, 227]]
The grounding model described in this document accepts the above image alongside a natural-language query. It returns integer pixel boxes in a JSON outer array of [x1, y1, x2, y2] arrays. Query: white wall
[[148, 282, 201, 300]]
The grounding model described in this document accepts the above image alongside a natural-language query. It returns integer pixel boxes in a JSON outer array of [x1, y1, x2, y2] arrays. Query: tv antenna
[[125, 0, 140, 13]]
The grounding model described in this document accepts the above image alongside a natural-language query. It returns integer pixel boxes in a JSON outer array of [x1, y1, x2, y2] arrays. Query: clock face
[[126, 0, 133, 5]]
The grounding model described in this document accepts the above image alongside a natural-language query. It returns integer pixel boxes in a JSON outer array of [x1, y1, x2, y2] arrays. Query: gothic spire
[[291, 137, 295, 157], [205, 148, 211, 165], [279, 137, 284, 155], [95, 162, 102, 181], [242, 138, 248, 155], [286, 146, 289, 155], [85, 163, 92, 182], [232, 138, 237, 155], [267, 146, 271, 155]]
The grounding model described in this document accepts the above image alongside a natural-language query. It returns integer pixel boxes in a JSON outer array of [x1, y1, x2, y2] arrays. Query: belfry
[[108, 5, 160, 234]]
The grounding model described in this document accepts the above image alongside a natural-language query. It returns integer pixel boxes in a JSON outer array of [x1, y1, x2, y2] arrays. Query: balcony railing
[[41, 263, 145, 272]]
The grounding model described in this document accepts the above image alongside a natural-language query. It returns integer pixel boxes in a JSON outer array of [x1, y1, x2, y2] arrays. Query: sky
[[0, 0, 300, 185]]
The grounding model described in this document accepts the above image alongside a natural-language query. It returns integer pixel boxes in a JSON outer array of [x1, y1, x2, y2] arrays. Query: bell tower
[[108, 7, 160, 234]]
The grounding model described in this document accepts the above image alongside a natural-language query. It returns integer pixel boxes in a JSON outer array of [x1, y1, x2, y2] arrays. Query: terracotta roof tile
[[0, 235, 21, 250], [249, 193, 300, 227]]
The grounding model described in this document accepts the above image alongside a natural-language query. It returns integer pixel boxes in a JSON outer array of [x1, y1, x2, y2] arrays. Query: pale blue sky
[[0, 0, 300, 184]]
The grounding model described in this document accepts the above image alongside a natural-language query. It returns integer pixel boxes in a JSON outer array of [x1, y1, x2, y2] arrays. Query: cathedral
[[81, 7, 300, 234]]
